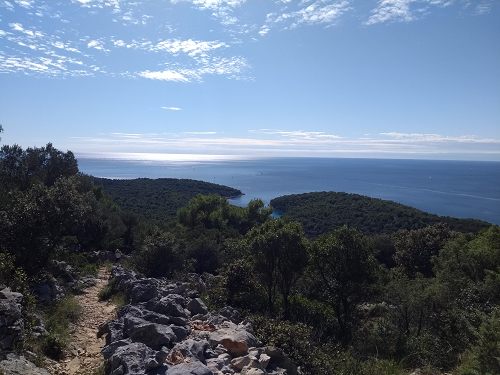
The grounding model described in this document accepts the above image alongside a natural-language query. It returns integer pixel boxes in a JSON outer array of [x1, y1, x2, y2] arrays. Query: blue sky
[[1, 0, 499, 160]]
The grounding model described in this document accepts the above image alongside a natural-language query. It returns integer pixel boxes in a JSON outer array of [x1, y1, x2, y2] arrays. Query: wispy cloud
[[69, 130, 500, 157], [251, 129, 343, 139], [162, 106, 182, 110], [380, 132, 500, 143], [0, 0, 495, 78], [364, 0, 473, 25], [138, 56, 250, 82]]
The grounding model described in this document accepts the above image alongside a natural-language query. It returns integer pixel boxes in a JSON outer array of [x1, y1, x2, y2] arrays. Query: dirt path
[[47, 268, 117, 375]]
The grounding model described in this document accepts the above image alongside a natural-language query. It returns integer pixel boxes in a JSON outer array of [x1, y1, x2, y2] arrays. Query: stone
[[265, 347, 300, 375], [102, 339, 133, 360], [127, 322, 177, 350], [258, 354, 271, 369], [241, 367, 266, 375], [98, 320, 124, 345], [165, 362, 213, 375], [187, 298, 209, 316], [164, 294, 187, 307], [230, 355, 259, 370], [207, 322, 258, 357], [172, 339, 210, 363], [118, 304, 171, 325], [0, 292, 24, 350], [0, 353, 50, 375], [218, 307, 241, 324], [146, 298, 188, 318], [106, 342, 157, 375], [130, 283, 158, 304]]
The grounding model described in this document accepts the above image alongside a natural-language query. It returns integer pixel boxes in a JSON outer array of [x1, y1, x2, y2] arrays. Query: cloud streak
[[67, 130, 500, 158]]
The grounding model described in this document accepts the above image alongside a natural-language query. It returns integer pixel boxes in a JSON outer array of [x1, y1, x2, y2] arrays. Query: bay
[[77, 155, 500, 225]]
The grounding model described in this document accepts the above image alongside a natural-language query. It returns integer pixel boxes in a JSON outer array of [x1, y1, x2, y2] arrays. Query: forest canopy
[[271, 191, 491, 238], [92, 177, 242, 225]]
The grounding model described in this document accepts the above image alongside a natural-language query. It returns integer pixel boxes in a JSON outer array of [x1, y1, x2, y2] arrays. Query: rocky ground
[[45, 268, 117, 375]]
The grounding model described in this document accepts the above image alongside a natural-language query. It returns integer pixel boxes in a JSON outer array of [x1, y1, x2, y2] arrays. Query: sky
[[0, 0, 499, 161]]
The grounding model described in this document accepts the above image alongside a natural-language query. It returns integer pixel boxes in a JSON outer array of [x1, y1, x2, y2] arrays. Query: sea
[[76, 154, 500, 226]]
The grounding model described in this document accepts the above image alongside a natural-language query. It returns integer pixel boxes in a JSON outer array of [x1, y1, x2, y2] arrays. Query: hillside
[[93, 177, 242, 224], [271, 191, 491, 238]]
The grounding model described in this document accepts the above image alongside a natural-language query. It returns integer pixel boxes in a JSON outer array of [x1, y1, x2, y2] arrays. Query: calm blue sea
[[77, 155, 500, 225]]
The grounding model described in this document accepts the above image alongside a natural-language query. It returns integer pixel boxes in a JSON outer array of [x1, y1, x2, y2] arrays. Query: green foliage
[[178, 194, 272, 236], [244, 219, 308, 317], [271, 192, 490, 238], [93, 177, 242, 225], [309, 225, 377, 343], [251, 315, 338, 375], [205, 259, 267, 312], [458, 309, 500, 375], [43, 293, 82, 359], [98, 277, 118, 301], [0, 142, 78, 190], [0, 253, 37, 317], [133, 228, 184, 278], [393, 223, 456, 277], [0, 176, 93, 274]]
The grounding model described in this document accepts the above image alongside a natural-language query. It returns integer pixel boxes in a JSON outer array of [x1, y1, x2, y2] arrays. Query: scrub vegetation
[[0, 139, 499, 374]]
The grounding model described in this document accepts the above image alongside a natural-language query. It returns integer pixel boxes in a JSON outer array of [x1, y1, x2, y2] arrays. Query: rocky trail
[[46, 268, 117, 375]]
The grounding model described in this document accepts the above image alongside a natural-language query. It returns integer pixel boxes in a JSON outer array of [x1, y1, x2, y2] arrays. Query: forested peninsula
[[271, 191, 490, 238], [93, 177, 242, 225], [0, 138, 499, 375]]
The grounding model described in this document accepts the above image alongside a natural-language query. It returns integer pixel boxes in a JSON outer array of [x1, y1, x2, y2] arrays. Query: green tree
[[0, 143, 78, 191], [310, 226, 376, 344], [0, 176, 92, 274], [245, 219, 308, 317], [134, 228, 184, 278], [393, 223, 455, 278]]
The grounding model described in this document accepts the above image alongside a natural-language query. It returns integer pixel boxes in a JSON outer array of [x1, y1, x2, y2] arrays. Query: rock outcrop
[[99, 266, 301, 375], [0, 287, 24, 351], [0, 353, 51, 375]]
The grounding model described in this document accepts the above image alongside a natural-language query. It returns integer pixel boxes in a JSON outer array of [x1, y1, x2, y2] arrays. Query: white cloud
[[161, 106, 182, 110], [138, 55, 249, 82], [261, 0, 351, 34], [14, 0, 34, 8], [252, 129, 344, 140], [87, 39, 109, 51], [474, 2, 492, 15], [183, 131, 217, 134], [153, 39, 226, 56], [379, 132, 500, 143], [2, 1, 15, 11], [139, 70, 189, 81], [365, 0, 458, 25]]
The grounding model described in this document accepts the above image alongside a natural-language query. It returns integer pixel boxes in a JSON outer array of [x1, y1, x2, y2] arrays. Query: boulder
[[102, 339, 133, 360], [0, 289, 24, 350], [118, 305, 171, 325], [146, 298, 188, 319], [130, 283, 158, 304], [187, 298, 208, 316], [98, 320, 125, 345], [165, 362, 213, 375], [106, 342, 158, 375], [127, 322, 177, 350], [218, 307, 241, 324], [207, 322, 258, 357], [171, 339, 210, 363], [0, 353, 50, 375], [265, 347, 301, 375]]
